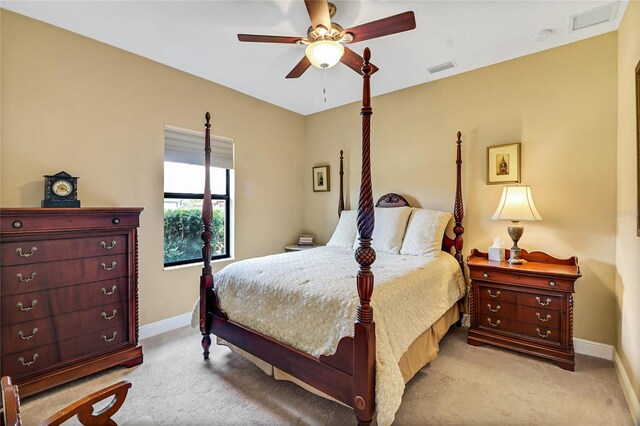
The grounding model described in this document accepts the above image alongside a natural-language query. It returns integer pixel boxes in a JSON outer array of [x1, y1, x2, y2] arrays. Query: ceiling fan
[[237, 0, 416, 78]]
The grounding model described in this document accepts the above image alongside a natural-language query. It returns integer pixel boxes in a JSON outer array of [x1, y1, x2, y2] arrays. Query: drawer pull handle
[[483, 273, 489, 278], [100, 240, 117, 250], [487, 289, 501, 298], [535, 297, 552, 306], [17, 328, 39, 340], [18, 353, 39, 366], [536, 328, 551, 338], [549, 281, 556, 287], [16, 247, 37, 257], [17, 300, 38, 312], [16, 272, 36, 283], [101, 286, 117, 296], [101, 309, 118, 320], [487, 304, 501, 313], [102, 332, 118, 342], [101, 261, 117, 271], [536, 313, 551, 322], [12, 220, 23, 229], [487, 318, 501, 327]]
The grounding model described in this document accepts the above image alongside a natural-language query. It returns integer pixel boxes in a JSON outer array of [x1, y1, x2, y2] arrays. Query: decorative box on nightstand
[[467, 248, 581, 371]]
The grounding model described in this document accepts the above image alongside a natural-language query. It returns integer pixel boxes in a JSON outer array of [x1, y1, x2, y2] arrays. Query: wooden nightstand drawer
[[2, 318, 57, 354], [1, 343, 60, 379], [470, 268, 573, 291], [478, 284, 564, 311], [478, 301, 560, 329], [478, 315, 561, 345]]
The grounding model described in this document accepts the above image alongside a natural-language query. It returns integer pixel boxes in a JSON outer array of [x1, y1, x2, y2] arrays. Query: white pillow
[[353, 206, 412, 255], [326, 210, 357, 249], [400, 208, 453, 257]]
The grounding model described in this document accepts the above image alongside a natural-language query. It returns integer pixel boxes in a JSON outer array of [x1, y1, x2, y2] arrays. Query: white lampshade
[[305, 40, 344, 69], [492, 185, 542, 221]]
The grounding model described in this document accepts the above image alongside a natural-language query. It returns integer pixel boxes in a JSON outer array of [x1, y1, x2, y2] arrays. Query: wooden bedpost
[[453, 131, 464, 268], [338, 150, 345, 217], [353, 47, 376, 426], [200, 112, 213, 359]]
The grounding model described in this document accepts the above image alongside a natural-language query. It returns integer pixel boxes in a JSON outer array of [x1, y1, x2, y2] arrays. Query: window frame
[[163, 168, 231, 267]]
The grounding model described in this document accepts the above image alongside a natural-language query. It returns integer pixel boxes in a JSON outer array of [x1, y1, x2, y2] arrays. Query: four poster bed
[[197, 49, 465, 425]]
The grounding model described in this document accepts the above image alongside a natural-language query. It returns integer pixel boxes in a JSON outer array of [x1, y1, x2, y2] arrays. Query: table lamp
[[492, 185, 542, 264]]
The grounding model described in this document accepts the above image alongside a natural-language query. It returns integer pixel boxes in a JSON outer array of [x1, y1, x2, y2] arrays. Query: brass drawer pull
[[536, 328, 551, 338], [487, 289, 501, 298], [549, 281, 556, 287], [17, 300, 38, 311], [487, 304, 501, 313], [535, 297, 552, 306], [101, 286, 117, 296], [102, 331, 118, 342], [17, 328, 39, 340], [101, 309, 117, 320], [16, 247, 37, 257], [536, 313, 551, 322], [487, 318, 501, 327], [18, 353, 39, 366], [100, 240, 117, 250], [101, 261, 117, 271], [16, 272, 36, 283]]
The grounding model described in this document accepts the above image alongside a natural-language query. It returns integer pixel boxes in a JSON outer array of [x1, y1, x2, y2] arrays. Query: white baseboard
[[573, 338, 614, 360], [614, 350, 640, 425], [139, 312, 192, 340]]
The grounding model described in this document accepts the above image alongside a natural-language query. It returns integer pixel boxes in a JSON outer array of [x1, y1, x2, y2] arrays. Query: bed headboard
[[337, 132, 464, 267]]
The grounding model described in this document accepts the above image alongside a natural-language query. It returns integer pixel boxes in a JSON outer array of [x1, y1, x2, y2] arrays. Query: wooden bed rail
[[353, 47, 376, 426]]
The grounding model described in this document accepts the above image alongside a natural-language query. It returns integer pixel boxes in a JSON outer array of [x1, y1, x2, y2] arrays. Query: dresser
[[0, 208, 144, 399], [467, 249, 581, 371]]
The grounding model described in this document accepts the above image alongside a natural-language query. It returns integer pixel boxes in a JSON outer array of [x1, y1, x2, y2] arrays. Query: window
[[164, 126, 233, 267]]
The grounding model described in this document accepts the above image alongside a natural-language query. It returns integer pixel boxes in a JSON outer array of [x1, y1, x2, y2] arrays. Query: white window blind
[[164, 126, 234, 169]]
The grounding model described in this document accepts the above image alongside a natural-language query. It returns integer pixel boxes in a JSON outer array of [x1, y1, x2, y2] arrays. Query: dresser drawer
[[0, 235, 127, 267], [1, 254, 128, 296], [478, 284, 564, 311], [1, 294, 52, 326], [2, 317, 57, 354], [478, 301, 560, 329], [58, 324, 129, 361], [478, 314, 561, 345], [53, 302, 127, 341], [470, 268, 574, 291], [1, 343, 60, 379]]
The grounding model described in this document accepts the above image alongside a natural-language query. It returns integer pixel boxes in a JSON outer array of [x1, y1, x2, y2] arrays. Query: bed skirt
[[216, 302, 460, 405]]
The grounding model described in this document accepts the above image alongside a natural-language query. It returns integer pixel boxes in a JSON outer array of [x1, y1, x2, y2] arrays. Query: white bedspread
[[205, 246, 465, 426]]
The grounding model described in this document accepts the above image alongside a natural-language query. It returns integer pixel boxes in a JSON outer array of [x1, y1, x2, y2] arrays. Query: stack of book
[[297, 235, 314, 246]]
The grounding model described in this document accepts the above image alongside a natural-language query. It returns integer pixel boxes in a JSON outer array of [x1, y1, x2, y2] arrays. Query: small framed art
[[487, 143, 521, 185], [312, 165, 330, 192]]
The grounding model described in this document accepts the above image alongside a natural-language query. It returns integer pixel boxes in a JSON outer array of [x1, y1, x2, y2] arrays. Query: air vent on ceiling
[[427, 60, 456, 74], [570, 2, 618, 32]]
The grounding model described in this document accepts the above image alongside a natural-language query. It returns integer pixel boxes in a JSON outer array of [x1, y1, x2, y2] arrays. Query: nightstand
[[467, 248, 581, 371], [284, 244, 320, 252]]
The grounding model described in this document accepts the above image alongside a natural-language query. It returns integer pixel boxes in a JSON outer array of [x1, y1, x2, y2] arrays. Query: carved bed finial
[[200, 111, 214, 358], [453, 131, 464, 266], [338, 150, 345, 217]]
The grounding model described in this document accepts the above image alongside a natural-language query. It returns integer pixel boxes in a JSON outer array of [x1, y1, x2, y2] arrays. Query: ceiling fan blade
[[340, 47, 379, 75], [305, 0, 331, 30], [343, 11, 416, 43], [238, 34, 302, 44], [286, 56, 312, 79]]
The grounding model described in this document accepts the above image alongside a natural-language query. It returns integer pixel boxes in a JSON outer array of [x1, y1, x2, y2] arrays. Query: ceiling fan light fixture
[[305, 40, 344, 69]]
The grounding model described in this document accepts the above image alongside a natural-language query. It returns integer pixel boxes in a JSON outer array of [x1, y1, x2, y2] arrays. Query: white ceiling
[[2, 1, 628, 116]]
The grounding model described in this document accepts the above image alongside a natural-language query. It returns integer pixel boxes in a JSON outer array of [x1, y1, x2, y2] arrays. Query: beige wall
[[304, 33, 619, 345], [0, 10, 306, 325], [616, 0, 640, 407]]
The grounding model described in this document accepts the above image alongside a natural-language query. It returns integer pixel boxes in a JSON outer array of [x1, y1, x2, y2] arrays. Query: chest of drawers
[[0, 208, 143, 399], [467, 249, 581, 371]]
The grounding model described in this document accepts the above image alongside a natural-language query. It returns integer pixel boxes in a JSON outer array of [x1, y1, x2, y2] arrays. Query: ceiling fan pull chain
[[323, 65, 328, 103]]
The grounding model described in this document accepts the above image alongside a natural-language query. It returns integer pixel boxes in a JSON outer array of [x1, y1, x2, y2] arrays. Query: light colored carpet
[[20, 326, 633, 425]]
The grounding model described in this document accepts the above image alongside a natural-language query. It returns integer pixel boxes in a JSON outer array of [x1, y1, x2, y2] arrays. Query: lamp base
[[508, 248, 526, 264], [507, 223, 526, 264]]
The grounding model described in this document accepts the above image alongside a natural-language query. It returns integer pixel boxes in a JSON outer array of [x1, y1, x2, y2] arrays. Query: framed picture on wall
[[636, 59, 639, 236], [313, 165, 330, 192], [487, 143, 521, 185]]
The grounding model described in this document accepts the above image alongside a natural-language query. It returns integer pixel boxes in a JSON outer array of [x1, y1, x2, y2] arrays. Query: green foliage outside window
[[163, 207, 225, 264]]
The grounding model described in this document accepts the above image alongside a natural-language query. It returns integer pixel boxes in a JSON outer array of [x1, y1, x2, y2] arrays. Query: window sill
[[163, 257, 234, 272]]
